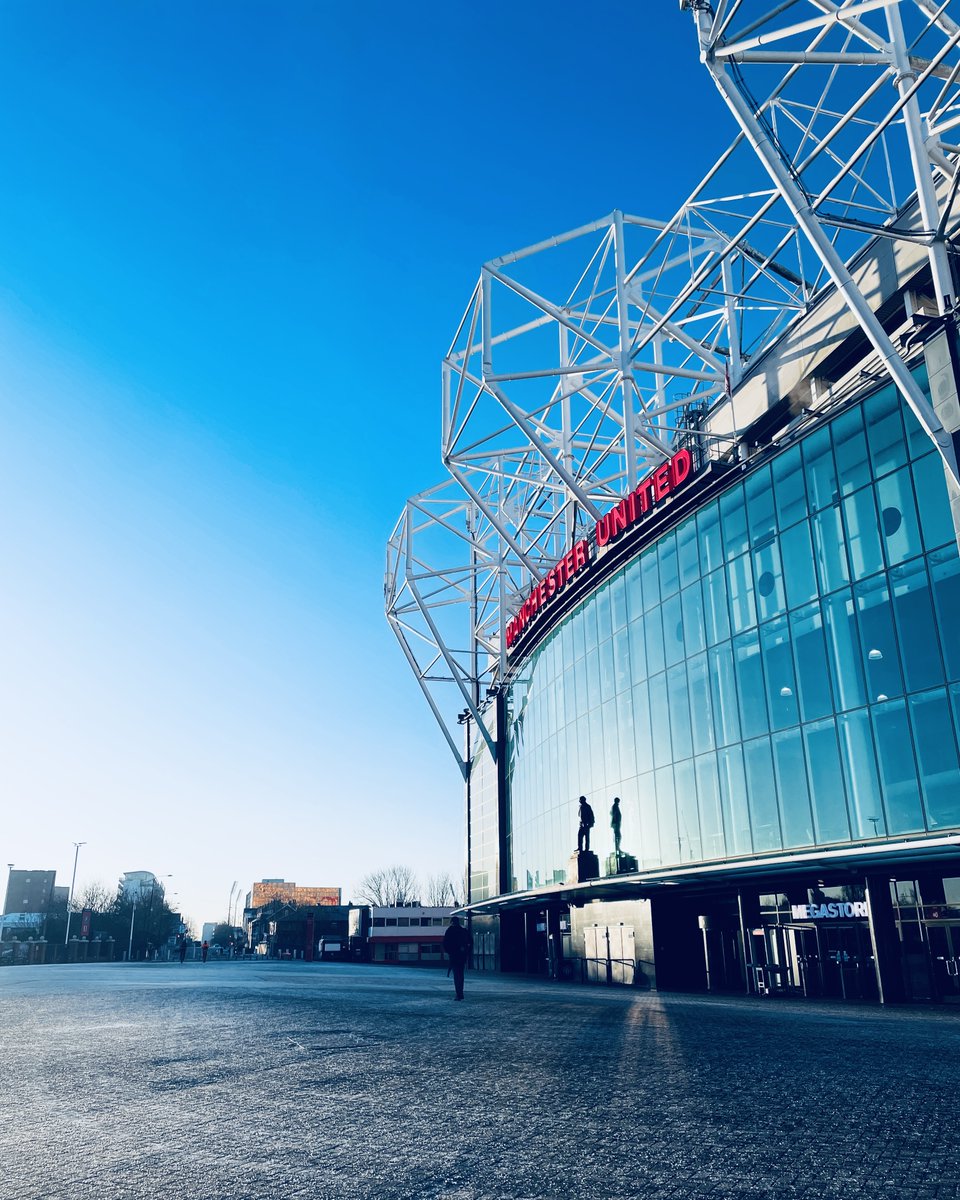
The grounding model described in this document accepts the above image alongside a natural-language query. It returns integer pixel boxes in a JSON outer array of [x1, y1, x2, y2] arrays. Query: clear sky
[[0, 2, 727, 931]]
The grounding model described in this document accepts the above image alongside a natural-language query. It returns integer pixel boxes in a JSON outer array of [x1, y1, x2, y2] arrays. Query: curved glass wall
[[505, 381, 960, 892]]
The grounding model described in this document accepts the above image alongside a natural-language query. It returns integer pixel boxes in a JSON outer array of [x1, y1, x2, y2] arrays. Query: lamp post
[[127, 894, 138, 962], [64, 842, 86, 945]]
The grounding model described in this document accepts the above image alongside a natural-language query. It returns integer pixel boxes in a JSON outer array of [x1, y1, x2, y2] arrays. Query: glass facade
[[469, 711, 500, 902], [505, 381, 960, 893]]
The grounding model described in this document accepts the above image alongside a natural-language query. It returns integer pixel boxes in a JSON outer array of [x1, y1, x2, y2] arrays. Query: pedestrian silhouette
[[442, 916, 472, 1001], [578, 796, 595, 853]]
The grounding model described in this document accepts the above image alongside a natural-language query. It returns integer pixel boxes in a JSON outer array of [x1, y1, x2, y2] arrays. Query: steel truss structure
[[386, 0, 960, 772]]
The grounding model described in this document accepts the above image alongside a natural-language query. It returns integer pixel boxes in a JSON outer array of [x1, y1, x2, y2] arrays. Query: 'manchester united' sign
[[505, 448, 695, 652]]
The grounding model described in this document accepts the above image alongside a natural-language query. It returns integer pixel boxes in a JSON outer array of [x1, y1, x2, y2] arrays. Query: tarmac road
[[1, 960, 958, 1200]]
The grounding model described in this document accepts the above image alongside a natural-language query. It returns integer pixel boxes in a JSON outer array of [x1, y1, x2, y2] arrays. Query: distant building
[[367, 906, 454, 967], [248, 879, 341, 908], [119, 871, 161, 903], [201, 922, 217, 944], [2, 869, 58, 934]]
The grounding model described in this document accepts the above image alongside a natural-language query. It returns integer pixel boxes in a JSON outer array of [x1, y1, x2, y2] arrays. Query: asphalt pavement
[[1, 960, 958, 1200]]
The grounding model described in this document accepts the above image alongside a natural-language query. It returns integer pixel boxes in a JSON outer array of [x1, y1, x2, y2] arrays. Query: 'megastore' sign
[[790, 901, 868, 920], [505, 449, 695, 652]]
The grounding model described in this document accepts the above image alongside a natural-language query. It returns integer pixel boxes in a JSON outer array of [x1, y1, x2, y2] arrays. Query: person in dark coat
[[442, 916, 472, 1001]]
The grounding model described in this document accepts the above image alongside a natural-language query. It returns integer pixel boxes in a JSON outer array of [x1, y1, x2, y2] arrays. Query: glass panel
[[734, 630, 768, 739], [854, 574, 904, 703], [588, 706, 604, 788], [803, 718, 851, 844], [613, 626, 632, 695], [772, 444, 807, 529], [810, 505, 850, 593], [695, 753, 726, 860], [909, 689, 960, 831], [675, 759, 702, 862], [640, 548, 660, 613], [743, 737, 782, 851], [719, 485, 749, 561], [760, 616, 799, 730], [662, 591, 685, 668], [872, 699, 925, 833], [650, 673, 672, 770], [645, 604, 666, 676], [780, 521, 819, 609], [791, 600, 838, 724], [616, 688, 636, 780], [601, 698, 620, 783], [572, 605, 586, 663], [681, 581, 706, 655], [667, 663, 693, 763], [842, 485, 884, 579], [610, 572, 628, 632], [687, 652, 716, 756], [930, 545, 960, 682], [624, 557, 643, 624], [656, 765, 680, 865], [628, 613, 648, 683], [831, 405, 871, 495], [822, 590, 867, 711], [596, 584, 613, 644], [912, 452, 955, 552], [636, 772, 660, 869], [599, 637, 615, 699], [864, 384, 906, 478], [633, 681, 654, 776], [709, 643, 742, 747], [802, 426, 837, 511], [753, 536, 786, 623], [727, 553, 757, 633], [718, 744, 752, 855], [837, 709, 887, 839], [677, 517, 700, 587], [585, 646, 602, 711], [877, 465, 923, 567], [659, 532, 680, 599], [697, 502, 724, 575], [890, 557, 943, 693], [745, 466, 776, 545], [702, 567, 731, 646], [771, 727, 814, 847]]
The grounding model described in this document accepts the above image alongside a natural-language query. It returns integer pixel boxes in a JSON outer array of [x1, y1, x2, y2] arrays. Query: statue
[[605, 795, 638, 876], [577, 796, 595, 853]]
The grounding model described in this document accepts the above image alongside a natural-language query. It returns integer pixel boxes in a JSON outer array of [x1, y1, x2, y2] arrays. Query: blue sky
[[0, 2, 726, 929]]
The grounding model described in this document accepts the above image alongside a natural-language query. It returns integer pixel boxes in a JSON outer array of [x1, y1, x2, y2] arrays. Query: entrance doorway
[[926, 923, 960, 1002], [751, 922, 877, 1000]]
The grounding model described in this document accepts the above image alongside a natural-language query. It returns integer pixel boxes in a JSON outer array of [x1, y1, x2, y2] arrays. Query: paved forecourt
[[0, 961, 957, 1200]]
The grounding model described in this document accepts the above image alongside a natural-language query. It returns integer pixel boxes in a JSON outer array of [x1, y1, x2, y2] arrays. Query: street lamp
[[64, 842, 86, 945]]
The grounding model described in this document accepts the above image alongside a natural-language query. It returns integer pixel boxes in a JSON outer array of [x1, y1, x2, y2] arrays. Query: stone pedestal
[[567, 850, 599, 883], [605, 850, 639, 876]]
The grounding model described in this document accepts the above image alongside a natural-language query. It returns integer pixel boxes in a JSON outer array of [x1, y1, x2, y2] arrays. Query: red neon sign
[[506, 540, 589, 649], [505, 448, 696, 653], [595, 449, 693, 549]]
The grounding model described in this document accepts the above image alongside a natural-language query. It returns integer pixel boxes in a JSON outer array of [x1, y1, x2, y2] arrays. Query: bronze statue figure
[[577, 796, 595, 853]]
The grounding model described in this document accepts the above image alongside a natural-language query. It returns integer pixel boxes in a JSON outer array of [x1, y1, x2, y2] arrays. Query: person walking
[[178, 935, 187, 965], [201, 940, 209, 964], [442, 916, 472, 1001]]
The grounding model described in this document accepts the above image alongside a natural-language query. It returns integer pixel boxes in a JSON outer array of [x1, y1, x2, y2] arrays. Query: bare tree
[[74, 880, 117, 913], [354, 865, 420, 906], [424, 872, 464, 907]]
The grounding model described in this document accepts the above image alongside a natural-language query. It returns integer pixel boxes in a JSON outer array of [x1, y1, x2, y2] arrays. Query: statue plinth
[[567, 850, 599, 883], [605, 850, 639, 876]]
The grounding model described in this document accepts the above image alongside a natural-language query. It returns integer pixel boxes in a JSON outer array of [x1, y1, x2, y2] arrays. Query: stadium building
[[387, 1, 960, 1004]]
